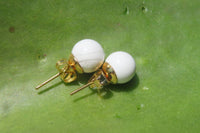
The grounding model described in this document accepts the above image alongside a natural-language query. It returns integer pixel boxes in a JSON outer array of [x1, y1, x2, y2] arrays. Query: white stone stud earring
[[70, 51, 136, 95], [35, 39, 105, 90]]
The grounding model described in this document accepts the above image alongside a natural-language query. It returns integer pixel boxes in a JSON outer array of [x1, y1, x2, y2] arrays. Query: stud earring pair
[[35, 39, 136, 95]]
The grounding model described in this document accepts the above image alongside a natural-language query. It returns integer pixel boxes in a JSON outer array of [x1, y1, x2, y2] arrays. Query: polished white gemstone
[[106, 51, 136, 84], [72, 39, 105, 73]]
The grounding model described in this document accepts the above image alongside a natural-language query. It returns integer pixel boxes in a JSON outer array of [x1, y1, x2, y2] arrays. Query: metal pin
[[70, 82, 94, 95], [35, 72, 62, 90]]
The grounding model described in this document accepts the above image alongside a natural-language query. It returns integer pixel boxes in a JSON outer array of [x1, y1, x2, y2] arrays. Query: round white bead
[[106, 51, 136, 84], [72, 39, 105, 73]]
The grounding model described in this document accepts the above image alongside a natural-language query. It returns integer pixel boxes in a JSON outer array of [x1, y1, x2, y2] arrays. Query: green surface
[[0, 0, 200, 133]]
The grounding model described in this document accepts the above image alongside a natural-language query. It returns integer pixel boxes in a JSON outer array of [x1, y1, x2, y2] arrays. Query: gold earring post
[[70, 82, 94, 95], [35, 72, 62, 90]]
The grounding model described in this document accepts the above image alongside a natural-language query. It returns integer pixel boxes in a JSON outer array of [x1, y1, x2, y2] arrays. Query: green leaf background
[[0, 0, 200, 132]]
